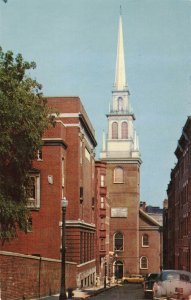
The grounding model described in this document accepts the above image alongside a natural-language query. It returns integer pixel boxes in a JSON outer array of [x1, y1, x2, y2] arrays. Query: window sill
[[27, 207, 40, 211]]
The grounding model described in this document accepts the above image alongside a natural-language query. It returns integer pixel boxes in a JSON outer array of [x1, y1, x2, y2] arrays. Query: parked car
[[143, 272, 159, 298], [153, 269, 191, 300], [122, 274, 144, 284]]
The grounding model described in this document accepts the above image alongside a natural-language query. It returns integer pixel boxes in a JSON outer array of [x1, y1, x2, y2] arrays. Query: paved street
[[87, 283, 147, 300], [39, 283, 152, 300]]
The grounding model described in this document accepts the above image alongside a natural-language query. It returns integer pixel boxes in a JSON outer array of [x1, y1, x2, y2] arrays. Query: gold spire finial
[[120, 5, 122, 15]]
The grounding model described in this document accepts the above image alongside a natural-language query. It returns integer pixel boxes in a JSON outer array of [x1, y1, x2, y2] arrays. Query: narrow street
[[90, 283, 148, 300]]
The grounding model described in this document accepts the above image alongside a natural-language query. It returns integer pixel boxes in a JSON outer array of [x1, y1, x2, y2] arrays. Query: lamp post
[[104, 257, 107, 288], [113, 252, 118, 283], [59, 197, 68, 300]]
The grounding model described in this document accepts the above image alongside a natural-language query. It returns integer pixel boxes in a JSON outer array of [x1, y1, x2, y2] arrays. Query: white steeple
[[100, 10, 141, 162], [114, 12, 127, 91]]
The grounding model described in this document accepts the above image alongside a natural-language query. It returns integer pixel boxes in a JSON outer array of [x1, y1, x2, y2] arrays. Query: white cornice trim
[[139, 226, 160, 231], [52, 113, 80, 118], [139, 209, 162, 226], [102, 159, 142, 164], [66, 220, 96, 230], [64, 124, 80, 127], [77, 259, 96, 268]]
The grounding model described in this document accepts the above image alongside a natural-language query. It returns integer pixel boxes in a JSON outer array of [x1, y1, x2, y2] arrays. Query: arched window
[[121, 122, 128, 139], [140, 256, 148, 269], [114, 167, 124, 183], [114, 232, 123, 251], [112, 122, 118, 139], [142, 234, 149, 247], [118, 97, 123, 111]]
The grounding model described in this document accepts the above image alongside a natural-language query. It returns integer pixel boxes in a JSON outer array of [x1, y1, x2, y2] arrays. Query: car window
[[180, 274, 190, 282], [162, 272, 179, 281], [148, 274, 158, 280]]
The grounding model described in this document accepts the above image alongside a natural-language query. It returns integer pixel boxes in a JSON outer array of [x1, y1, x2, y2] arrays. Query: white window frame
[[100, 197, 105, 209], [142, 234, 149, 247], [27, 174, 40, 208], [114, 232, 124, 251], [140, 256, 148, 269], [101, 175, 105, 187]]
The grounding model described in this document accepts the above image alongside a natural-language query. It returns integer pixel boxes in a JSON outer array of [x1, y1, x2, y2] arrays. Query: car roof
[[162, 269, 191, 275]]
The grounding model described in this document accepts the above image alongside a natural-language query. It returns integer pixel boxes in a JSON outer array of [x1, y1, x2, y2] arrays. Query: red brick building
[[164, 116, 191, 271], [139, 209, 162, 275], [1, 96, 97, 290], [100, 13, 162, 278], [95, 161, 110, 285]]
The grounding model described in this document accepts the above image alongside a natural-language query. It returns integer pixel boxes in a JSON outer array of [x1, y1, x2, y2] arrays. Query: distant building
[[139, 208, 163, 275], [140, 202, 163, 226], [95, 161, 110, 285], [164, 116, 191, 271]]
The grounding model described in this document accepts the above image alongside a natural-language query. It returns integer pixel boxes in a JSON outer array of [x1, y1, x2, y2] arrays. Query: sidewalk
[[38, 283, 117, 300]]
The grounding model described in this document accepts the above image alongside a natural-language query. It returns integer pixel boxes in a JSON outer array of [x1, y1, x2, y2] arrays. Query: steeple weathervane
[[114, 9, 127, 91]]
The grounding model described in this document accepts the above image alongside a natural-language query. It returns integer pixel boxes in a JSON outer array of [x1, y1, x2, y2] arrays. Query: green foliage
[[0, 47, 52, 240]]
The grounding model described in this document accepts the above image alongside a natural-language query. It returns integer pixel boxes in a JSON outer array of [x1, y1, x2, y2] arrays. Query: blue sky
[[1, 0, 191, 207]]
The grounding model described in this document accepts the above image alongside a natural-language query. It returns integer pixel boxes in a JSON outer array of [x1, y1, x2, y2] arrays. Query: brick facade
[[1, 97, 97, 296], [95, 161, 110, 285], [139, 210, 162, 275], [164, 116, 191, 271], [0, 251, 77, 300], [106, 162, 140, 277]]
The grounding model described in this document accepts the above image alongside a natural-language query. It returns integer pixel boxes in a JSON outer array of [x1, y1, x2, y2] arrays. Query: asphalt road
[[90, 283, 150, 300]]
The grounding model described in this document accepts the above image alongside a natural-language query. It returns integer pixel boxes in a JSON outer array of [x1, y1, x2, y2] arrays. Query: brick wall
[[0, 251, 77, 300]]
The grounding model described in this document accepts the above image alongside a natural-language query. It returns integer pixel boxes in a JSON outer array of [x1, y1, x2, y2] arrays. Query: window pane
[[118, 97, 123, 111], [121, 122, 128, 139], [112, 122, 118, 139], [114, 167, 124, 183], [27, 177, 35, 199], [141, 257, 148, 269], [115, 232, 123, 250], [143, 234, 149, 246]]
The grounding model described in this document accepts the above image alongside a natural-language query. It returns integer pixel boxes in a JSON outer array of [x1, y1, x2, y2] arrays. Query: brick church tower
[[100, 12, 142, 278]]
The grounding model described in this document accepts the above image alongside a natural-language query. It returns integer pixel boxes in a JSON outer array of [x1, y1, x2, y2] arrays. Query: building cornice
[[139, 226, 161, 231], [79, 114, 97, 147], [139, 209, 162, 227], [106, 113, 135, 120], [101, 158, 142, 165], [42, 138, 68, 149], [66, 220, 96, 231]]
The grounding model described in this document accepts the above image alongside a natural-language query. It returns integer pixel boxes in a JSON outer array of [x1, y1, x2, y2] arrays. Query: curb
[[73, 284, 117, 299]]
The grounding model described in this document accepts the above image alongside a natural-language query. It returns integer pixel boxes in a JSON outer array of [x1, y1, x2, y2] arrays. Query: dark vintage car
[[143, 273, 159, 298], [153, 270, 191, 300]]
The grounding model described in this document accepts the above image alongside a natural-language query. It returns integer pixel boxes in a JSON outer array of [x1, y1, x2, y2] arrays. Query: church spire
[[114, 10, 127, 91]]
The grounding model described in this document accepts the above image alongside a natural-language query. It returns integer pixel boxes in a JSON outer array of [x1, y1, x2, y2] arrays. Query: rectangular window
[[101, 197, 105, 209], [100, 238, 105, 251], [27, 175, 40, 208], [100, 218, 105, 230], [37, 149, 42, 160], [101, 175, 105, 187]]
